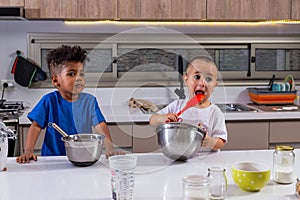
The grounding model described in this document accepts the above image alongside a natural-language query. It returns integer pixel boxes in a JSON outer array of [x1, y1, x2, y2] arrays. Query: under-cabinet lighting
[[64, 20, 300, 26]]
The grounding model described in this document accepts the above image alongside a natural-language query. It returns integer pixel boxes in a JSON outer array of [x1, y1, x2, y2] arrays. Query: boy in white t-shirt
[[150, 56, 227, 151]]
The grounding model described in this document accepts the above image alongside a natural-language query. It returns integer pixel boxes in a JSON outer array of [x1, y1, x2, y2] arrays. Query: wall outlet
[[1, 80, 15, 90]]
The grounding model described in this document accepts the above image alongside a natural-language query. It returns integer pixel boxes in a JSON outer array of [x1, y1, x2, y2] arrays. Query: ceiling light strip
[[65, 20, 300, 25]]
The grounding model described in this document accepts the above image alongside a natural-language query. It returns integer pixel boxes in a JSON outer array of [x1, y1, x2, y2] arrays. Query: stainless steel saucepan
[[48, 122, 105, 167]]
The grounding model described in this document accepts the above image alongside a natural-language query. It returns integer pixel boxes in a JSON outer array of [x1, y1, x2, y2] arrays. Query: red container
[[247, 88, 297, 105]]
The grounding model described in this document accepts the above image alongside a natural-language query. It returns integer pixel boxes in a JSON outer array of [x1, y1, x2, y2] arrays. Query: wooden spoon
[[176, 94, 205, 117]]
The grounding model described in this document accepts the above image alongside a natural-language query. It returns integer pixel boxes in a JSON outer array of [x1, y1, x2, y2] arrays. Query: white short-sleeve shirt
[[157, 99, 227, 142]]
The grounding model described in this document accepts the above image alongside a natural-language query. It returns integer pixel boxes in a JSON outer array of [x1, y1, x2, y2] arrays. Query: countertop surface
[[1, 149, 300, 200], [19, 103, 300, 125]]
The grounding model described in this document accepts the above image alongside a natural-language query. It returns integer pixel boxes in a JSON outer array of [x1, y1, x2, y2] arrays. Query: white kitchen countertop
[[1, 149, 300, 200], [18, 103, 300, 125]]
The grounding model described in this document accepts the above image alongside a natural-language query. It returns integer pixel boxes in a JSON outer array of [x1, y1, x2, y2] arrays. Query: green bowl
[[232, 162, 270, 192]]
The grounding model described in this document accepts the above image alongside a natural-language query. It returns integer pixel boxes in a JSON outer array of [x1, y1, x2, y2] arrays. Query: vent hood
[[0, 7, 26, 21]]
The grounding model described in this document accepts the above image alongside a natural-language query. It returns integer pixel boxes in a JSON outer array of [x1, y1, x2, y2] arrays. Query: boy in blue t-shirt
[[17, 45, 124, 163]]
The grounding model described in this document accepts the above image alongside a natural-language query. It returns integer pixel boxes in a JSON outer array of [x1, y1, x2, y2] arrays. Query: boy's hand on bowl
[[201, 134, 212, 148], [164, 113, 178, 123], [202, 135, 226, 150]]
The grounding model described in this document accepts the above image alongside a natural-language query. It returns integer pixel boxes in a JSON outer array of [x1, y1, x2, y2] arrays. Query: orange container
[[247, 88, 297, 105]]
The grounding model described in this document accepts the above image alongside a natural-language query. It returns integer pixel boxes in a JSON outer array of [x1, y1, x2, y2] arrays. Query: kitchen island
[[1, 149, 299, 200]]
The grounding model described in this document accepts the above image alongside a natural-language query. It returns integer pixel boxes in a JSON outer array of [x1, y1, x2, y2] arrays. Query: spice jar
[[273, 145, 295, 184], [207, 167, 227, 200], [296, 177, 300, 198]]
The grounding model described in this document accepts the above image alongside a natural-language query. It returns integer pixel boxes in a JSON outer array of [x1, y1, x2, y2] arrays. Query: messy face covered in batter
[[183, 57, 218, 107]]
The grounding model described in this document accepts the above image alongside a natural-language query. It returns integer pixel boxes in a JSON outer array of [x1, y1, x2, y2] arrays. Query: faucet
[[174, 55, 186, 99]]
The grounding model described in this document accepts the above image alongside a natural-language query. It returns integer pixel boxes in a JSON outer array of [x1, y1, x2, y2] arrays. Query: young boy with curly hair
[[17, 45, 123, 163]]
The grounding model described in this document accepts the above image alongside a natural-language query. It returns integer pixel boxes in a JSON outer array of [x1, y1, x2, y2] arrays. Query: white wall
[[1, 20, 300, 106]]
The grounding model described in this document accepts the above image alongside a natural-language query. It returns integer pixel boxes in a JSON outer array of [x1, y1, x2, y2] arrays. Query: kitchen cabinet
[[24, 0, 40, 18], [77, 0, 116, 20], [23, 0, 294, 21], [291, 0, 300, 19], [269, 121, 300, 148], [223, 121, 269, 150], [24, 0, 116, 19], [107, 124, 132, 149], [117, 0, 206, 20], [207, 0, 291, 20], [224, 120, 300, 151], [132, 123, 159, 153], [20, 125, 45, 156], [19, 123, 157, 155], [19, 119, 300, 156], [0, 0, 24, 7]]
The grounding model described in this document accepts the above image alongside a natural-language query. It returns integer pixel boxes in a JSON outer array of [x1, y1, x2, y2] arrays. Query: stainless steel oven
[[0, 101, 23, 157]]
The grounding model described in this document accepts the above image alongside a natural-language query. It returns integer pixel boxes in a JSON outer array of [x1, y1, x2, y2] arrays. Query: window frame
[[27, 33, 300, 88], [250, 43, 300, 79]]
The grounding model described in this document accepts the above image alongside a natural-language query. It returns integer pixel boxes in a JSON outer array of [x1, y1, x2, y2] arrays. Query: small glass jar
[[207, 167, 227, 200], [183, 175, 209, 200], [273, 145, 295, 184]]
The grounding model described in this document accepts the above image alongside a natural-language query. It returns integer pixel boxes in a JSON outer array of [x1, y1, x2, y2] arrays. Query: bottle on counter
[[273, 145, 295, 184], [207, 167, 227, 200]]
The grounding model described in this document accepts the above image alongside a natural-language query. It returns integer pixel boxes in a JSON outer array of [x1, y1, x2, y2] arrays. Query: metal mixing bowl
[[156, 122, 206, 161], [61, 134, 105, 167]]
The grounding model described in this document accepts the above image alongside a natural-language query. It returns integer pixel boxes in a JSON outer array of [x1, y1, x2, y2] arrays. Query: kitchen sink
[[216, 103, 258, 113]]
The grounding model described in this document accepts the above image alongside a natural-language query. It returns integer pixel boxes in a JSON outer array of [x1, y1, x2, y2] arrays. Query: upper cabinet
[[207, 0, 291, 20], [117, 0, 206, 20], [24, 0, 295, 21], [77, 0, 116, 19], [0, 0, 24, 7], [24, 0, 116, 19], [291, 0, 300, 19]]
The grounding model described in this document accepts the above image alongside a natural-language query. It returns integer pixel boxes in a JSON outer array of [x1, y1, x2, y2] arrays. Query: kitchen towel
[[11, 55, 47, 87]]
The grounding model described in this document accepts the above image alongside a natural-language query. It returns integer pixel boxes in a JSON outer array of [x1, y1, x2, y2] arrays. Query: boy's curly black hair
[[47, 45, 87, 76]]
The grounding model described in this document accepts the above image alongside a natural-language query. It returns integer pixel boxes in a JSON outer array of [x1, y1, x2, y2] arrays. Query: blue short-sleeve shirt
[[28, 91, 105, 156]]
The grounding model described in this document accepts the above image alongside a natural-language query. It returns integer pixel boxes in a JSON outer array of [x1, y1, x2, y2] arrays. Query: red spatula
[[176, 94, 205, 117]]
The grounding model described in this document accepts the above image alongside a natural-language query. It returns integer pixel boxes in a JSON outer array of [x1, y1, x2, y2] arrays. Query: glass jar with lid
[[182, 175, 209, 200], [273, 145, 295, 184]]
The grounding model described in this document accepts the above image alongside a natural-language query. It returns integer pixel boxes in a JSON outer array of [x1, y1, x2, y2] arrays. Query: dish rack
[[247, 88, 297, 105]]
